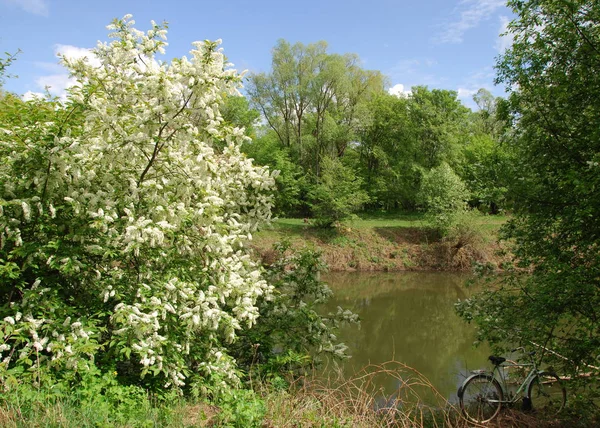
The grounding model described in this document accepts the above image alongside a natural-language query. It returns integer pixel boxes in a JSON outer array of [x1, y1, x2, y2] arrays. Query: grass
[[1, 362, 582, 428], [261, 361, 456, 428], [0, 362, 460, 427], [270, 214, 422, 229], [0, 393, 192, 427], [270, 213, 508, 233]]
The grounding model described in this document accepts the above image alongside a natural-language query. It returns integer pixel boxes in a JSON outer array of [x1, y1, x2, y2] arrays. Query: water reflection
[[322, 272, 490, 403]]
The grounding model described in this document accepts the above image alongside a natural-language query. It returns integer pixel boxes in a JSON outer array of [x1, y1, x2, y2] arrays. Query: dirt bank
[[252, 224, 508, 272]]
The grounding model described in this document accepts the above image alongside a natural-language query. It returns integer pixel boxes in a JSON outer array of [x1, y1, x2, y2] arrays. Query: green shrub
[[228, 242, 359, 379], [309, 157, 370, 228], [0, 367, 183, 427], [417, 162, 470, 235], [213, 388, 266, 428]]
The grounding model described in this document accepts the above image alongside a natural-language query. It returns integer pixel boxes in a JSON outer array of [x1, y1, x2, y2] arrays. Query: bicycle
[[457, 347, 566, 423]]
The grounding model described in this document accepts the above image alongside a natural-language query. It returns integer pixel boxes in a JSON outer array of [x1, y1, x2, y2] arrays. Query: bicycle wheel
[[459, 374, 503, 423], [527, 371, 566, 415]]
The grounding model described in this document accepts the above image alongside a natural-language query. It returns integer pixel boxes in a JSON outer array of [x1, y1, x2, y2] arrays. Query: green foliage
[[417, 162, 470, 234], [220, 95, 260, 139], [458, 89, 513, 214], [460, 133, 512, 214], [471, 88, 506, 138], [0, 95, 99, 386], [212, 387, 266, 427], [309, 157, 370, 228], [458, 0, 600, 395], [244, 39, 504, 219], [408, 86, 471, 169], [247, 39, 385, 178], [229, 241, 358, 378], [0, 367, 182, 427], [0, 50, 20, 87], [243, 131, 309, 216], [356, 93, 421, 210], [355, 88, 473, 212]]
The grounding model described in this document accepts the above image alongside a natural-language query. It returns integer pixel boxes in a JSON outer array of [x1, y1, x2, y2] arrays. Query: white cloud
[[455, 66, 499, 109], [388, 83, 412, 98], [30, 44, 98, 99], [457, 87, 479, 99], [389, 59, 421, 76], [457, 87, 481, 110], [437, 0, 505, 44], [467, 67, 495, 82], [22, 90, 45, 101], [386, 58, 443, 89], [54, 44, 101, 67], [35, 73, 73, 98], [1, 0, 49, 16], [495, 15, 513, 53]]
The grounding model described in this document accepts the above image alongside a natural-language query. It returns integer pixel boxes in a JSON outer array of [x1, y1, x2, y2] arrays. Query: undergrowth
[[0, 369, 186, 427], [1, 360, 586, 427]]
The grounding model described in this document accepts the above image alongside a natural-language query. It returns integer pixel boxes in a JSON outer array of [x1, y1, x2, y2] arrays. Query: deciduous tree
[[458, 0, 600, 380], [0, 16, 276, 389], [247, 41, 385, 177]]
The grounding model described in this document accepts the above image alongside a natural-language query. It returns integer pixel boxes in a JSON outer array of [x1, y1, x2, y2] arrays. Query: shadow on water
[[321, 271, 490, 405]]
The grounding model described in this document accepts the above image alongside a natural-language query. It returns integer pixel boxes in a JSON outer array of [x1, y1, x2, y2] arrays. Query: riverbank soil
[[252, 215, 510, 272]]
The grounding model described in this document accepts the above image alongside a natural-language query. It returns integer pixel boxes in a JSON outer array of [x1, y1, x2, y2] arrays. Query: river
[[322, 271, 490, 406]]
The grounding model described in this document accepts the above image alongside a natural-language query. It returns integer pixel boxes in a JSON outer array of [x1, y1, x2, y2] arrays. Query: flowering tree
[[0, 16, 276, 389]]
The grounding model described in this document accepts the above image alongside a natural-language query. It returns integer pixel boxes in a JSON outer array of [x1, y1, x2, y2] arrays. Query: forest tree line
[[220, 38, 512, 226]]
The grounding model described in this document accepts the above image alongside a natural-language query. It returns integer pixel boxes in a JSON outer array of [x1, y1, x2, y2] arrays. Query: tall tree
[[472, 88, 504, 137], [356, 92, 418, 210], [246, 40, 385, 177], [408, 86, 470, 169], [355, 88, 471, 210], [459, 89, 512, 214], [458, 0, 600, 378]]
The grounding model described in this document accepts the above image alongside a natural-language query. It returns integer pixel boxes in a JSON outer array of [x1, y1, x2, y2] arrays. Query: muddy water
[[322, 271, 490, 404]]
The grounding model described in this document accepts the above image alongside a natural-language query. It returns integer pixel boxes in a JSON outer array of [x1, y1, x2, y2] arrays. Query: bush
[[0, 16, 276, 391], [228, 242, 359, 379], [309, 157, 369, 228], [0, 20, 361, 414], [417, 162, 470, 234], [0, 367, 183, 427], [242, 132, 310, 217]]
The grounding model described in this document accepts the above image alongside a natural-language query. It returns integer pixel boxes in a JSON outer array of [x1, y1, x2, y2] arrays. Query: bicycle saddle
[[488, 355, 506, 366]]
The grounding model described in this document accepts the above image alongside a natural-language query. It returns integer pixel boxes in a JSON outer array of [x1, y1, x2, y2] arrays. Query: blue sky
[[0, 0, 513, 109]]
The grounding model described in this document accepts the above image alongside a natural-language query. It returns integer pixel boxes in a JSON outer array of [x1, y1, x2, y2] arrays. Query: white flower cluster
[[0, 306, 96, 376], [0, 16, 276, 387], [70, 17, 276, 385]]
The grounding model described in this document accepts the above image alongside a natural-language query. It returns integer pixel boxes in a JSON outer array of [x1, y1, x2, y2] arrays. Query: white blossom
[[0, 15, 276, 389], [21, 202, 31, 221]]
